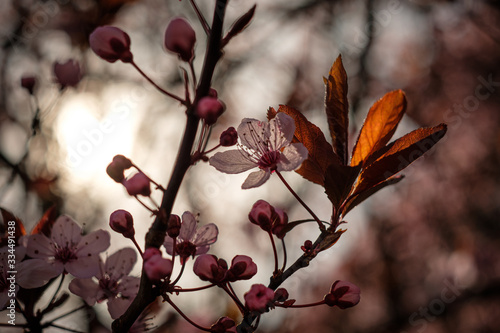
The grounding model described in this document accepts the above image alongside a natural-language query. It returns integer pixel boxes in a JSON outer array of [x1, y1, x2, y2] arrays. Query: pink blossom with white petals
[[209, 112, 308, 189], [26, 215, 110, 279], [163, 211, 218, 263]]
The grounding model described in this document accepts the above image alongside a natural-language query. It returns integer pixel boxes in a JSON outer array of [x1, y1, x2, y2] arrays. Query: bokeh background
[[1, 0, 500, 332]]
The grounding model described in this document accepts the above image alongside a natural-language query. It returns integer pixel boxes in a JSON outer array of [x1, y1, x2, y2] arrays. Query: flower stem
[[130, 61, 185, 104], [275, 171, 325, 231], [280, 238, 287, 272], [268, 231, 279, 275], [131, 236, 143, 257], [275, 300, 325, 308], [189, 0, 210, 35]]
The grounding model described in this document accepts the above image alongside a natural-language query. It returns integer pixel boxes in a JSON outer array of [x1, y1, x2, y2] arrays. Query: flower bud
[[193, 254, 228, 284], [167, 214, 181, 238], [143, 253, 173, 282], [226, 255, 257, 282], [324, 280, 361, 309], [21, 76, 36, 95], [123, 172, 151, 196], [219, 127, 238, 147], [109, 209, 135, 238], [301, 240, 313, 253], [89, 26, 133, 63], [244, 284, 275, 313], [196, 97, 225, 125], [210, 317, 236, 333], [248, 200, 273, 232], [164, 17, 196, 62], [53, 59, 82, 89], [106, 155, 132, 183], [208, 88, 218, 98], [273, 288, 289, 302], [143, 247, 161, 261], [271, 208, 288, 238]]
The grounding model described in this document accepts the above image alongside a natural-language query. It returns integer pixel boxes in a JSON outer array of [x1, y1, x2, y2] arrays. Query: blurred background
[[1, 0, 500, 332]]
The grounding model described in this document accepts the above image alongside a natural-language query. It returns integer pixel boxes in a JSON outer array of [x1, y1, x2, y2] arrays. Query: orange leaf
[[324, 55, 349, 164], [31, 205, 58, 236], [351, 90, 407, 166], [353, 124, 447, 195], [324, 163, 361, 212], [276, 105, 340, 186]]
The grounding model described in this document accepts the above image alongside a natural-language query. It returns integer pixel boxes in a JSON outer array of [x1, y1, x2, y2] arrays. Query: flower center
[[257, 151, 280, 170], [54, 246, 78, 264], [176, 241, 197, 259]]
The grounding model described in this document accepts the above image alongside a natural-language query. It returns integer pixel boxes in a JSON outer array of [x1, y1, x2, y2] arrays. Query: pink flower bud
[[193, 254, 228, 283], [143, 247, 161, 261], [271, 208, 288, 239], [219, 127, 238, 147], [226, 255, 257, 282], [208, 88, 218, 98], [210, 317, 236, 333], [143, 253, 173, 282], [109, 209, 135, 238], [21, 76, 36, 95], [196, 97, 225, 125], [53, 59, 82, 89], [164, 17, 196, 62], [106, 155, 132, 183], [244, 284, 275, 313], [273, 288, 289, 302], [167, 214, 181, 238], [123, 172, 151, 196], [248, 200, 274, 232], [89, 26, 133, 63], [324, 280, 361, 309]]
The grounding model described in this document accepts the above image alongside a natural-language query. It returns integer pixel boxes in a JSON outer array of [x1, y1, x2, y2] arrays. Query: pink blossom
[[164, 17, 196, 62], [68, 248, 140, 319], [26, 215, 110, 279], [209, 112, 308, 189], [193, 254, 227, 283], [244, 284, 275, 313], [324, 280, 361, 309], [89, 26, 133, 63], [123, 172, 151, 196], [248, 200, 288, 238], [143, 253, 173, 282], [109, 209, 135, 238], [53, 59, 82, 88], [163, 211, 218, 263], [226, 255, 257, 282]]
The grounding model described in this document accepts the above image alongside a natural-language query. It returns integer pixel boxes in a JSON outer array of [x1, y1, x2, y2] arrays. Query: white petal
[[51, 215, 82, 247], [105, 248, 137, 281], [26, 234, 55, 258], [277, 142, 308, 171], [180, 211, 197, 241], [268, 113, 295, 150], [163, 237, 174, 255], [238, 118, 267, 150], [17, 259, 62, 288], [209, 150, 256, 174], [192, 223, 218, 247], [242, 170, 270, 189], [68, 278, 100, 305], [76, 229, 111, 257]]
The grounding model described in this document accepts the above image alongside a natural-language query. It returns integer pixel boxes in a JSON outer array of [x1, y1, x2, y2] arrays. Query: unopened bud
[[143, 254, 173, 282], [167, 214, 181, 238], [106, 155, 132, 183], [109, 209, 135, 238], [196, 97, 225, 125], [164, 17, 196, 62], [274, 288, 289, 302], [219, 127, 238, 147], [21, 76, 36, 95], [324, 280, 361, 309], [89, 26, 133, 63], [123, 172, 151, 196], [53, 59, 82, 89]]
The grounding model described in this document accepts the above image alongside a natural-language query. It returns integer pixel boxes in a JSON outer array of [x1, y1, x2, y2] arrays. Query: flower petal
[[51, 215, 82, 247], [76, 229, 111, 257], [277, 142, 308, 171], [242, 170, 270, 189], [163, 236, 174, 255], [118, 276, 140, 298], [107, 297, 132, 319], [68, 278, 100, 305], [105, 248, 137, 281], [209, 150, 256, 174], [238, 118, 266, 150], [17, 259, 61, 288], [65, 255, 101, 278], [26, 234, 54, 258], [180, 211, 197, 241], [268, 113, 295, 150], [192, 223, 218, 247]]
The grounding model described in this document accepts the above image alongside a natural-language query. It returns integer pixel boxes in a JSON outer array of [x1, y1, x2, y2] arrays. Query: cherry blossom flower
[[89, 26, 133, 63], [248, 200, 288, 238], [164, 17, 196, 62], [26, 215, 110, 279], [163, 212, 218, 263], [209, 112, 308, 189], [244, 284, 275, 313], [193, 254, 227, 284], [323, 280, 361, 309], [69, 248, 140, 319], [226, 255, 257, 282]]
